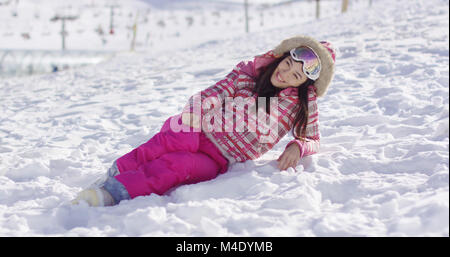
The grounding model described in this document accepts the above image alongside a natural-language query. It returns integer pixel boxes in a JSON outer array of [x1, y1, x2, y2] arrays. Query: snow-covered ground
[[0, 0, 448, 236]]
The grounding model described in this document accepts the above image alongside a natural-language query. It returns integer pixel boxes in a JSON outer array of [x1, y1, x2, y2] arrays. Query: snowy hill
[[0, 0, 369, 52], [0, 0, 448, 236], [0, 0, 369, 77]]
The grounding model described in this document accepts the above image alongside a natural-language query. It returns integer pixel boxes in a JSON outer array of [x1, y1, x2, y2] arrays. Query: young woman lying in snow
[[72, 35, 337, 206]]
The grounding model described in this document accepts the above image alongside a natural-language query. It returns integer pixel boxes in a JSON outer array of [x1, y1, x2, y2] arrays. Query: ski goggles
[[289, 46, 321, 80]]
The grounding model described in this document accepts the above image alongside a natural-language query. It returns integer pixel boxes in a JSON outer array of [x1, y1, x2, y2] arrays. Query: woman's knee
[[184, 152, 220, 183]]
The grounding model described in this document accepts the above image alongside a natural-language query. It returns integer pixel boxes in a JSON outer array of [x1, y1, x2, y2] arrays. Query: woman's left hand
[[277, 143, 301, 171]]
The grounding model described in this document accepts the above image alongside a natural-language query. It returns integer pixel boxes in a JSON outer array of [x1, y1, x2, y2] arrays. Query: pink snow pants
[[114, 114, 229, 199]]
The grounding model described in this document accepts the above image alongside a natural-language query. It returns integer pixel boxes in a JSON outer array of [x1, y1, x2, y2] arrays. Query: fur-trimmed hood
[[273, 35, 336, 98]]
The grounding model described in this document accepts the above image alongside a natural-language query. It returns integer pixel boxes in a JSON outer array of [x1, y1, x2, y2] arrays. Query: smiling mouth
[[276, 72, 285, 83]]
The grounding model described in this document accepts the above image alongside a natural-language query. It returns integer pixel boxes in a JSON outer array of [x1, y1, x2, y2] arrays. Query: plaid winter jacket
[[182, 50, 320, 164]]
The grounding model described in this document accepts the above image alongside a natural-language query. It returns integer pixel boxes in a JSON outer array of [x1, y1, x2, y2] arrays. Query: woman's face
[[271, 56, 308, 88]]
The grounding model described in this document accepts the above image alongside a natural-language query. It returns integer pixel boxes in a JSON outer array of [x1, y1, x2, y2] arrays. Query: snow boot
[[71, 187, 115, 207]]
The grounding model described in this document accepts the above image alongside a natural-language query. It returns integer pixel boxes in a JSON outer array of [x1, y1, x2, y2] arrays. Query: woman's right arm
[[183, 49, 279, 112], [181, 50, 279, 128], [182, 67, 239, 113], [181, 66, 240, 127]]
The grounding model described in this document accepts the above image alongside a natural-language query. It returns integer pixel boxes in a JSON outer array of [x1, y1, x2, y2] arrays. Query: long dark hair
[[253, 52, 315, 139]]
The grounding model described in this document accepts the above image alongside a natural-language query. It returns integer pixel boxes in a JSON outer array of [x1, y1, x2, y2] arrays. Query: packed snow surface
[[0, 0, 448, 236]]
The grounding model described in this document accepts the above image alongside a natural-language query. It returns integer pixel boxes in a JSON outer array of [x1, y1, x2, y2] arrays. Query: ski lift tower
[[50, 14, 79, 50], [107, 4, 120, 34]]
